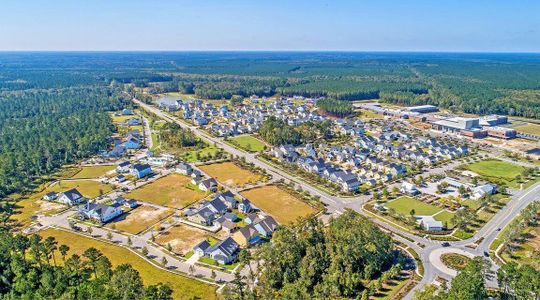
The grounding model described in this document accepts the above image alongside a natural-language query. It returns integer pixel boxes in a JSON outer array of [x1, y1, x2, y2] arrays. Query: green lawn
[[464, 159, 525, 181], [229, 135, 266, 152], [385, 196, 442, 216], [434, 211, 456, 228], [70, 165, 115, 179], [181, 146, 219, 162]]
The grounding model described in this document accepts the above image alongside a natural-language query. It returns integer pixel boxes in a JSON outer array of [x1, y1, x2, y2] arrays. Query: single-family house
[[176, 162, 193, 175], [116, 161, 131, 173], [193, 240, 211, 257], [232, 224, 261, 247], [471, 184, 496, 200], [79, 202, 123, 223], [205, 237, 240, 264], [58, 188, 85, 205], [401, 182, 420, 195], [130, 164, 152, 179], [199, 178, 218, 192], [43, 192, 58, 201], [253, 216, 278, 237], [238, 199, 253, 213], [187, 207, 216, 226]]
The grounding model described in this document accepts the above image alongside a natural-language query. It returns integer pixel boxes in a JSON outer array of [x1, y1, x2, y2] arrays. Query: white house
[[417, 216, 443, 231], [79, 202, 123, 223], [471, 184, 496, 200], [401, 182, 419, 195], [58, 188, 85, 206]]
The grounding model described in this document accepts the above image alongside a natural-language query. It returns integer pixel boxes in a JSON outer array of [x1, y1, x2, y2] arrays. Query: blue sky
[[1, 0, 539, 52]]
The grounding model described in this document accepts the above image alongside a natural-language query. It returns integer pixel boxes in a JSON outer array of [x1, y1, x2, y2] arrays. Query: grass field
[[39, 229, 217, 300], [240, 185, 316, 224], [156, 223, 220, 255], [385, 196, 442, 216], [464, 159, 525, 181], [514, 123, 540, 135], [180, 146, 220, 162], [70, 165, 115, 179], [12, 180, 113, 226], [108, 205, 173, 234], [200, 162, 263, 188], [229, 135, 266, 152], [125, 174, 206, 208], [356, 109, 381, 119]]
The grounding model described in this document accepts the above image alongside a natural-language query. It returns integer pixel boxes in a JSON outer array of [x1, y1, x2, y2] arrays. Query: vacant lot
[[385, 196, 441, 216], [200, 162, 263, 187], [39, 229, 217, 300], [126, 174, 206, 208], [514, 123, 540, 136], [464, 159, 525, 181], [108, 205, 173, 234], [71, 165, 115, 179], [180, 145, 219, 162], [229, 135, 266, 152], [156, 223, 222, 254], [240, 185, 316, 224]]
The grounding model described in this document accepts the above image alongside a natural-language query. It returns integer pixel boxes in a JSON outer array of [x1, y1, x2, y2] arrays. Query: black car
[[442, 242, 451, 247], [484, 251, 489, 257]]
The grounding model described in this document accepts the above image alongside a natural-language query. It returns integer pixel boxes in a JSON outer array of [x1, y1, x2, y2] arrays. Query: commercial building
[[479, 115, 508, 126], [486, 127, 517, 139], [406, 105, 439, 114]]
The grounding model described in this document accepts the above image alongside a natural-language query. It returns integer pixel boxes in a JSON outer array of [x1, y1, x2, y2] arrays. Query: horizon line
[[1, 49, 540, 54]]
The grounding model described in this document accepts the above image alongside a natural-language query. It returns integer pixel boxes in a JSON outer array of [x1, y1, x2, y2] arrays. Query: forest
[[223, 210, 403, 299], [258, 117, 334, 146], [316, 98, 354, 117], [3, 52, 540, 118], [0, 88, 125, 199]]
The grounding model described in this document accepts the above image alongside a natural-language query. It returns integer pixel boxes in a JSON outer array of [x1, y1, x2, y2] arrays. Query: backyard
[[200, 162, 264, 188], [240, 185, 316, 224], [39, 228, 217, 300], [125, 174, 207, 208]]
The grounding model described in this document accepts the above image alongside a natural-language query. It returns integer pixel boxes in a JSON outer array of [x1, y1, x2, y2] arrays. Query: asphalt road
[[134, 98, 540, 299]]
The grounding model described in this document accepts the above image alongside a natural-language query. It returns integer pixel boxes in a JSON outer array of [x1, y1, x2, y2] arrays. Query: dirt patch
[[109, 205, 173, 234], [156, 223, 224, 254]]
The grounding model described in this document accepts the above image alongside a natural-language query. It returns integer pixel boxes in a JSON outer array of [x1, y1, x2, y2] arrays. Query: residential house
[[238, 199, 253, 213], [199, 178, 218, 192], [116, 161, 131, 173], [176, 162, 193, 175], [79, 202, 123, 223], [43, 192, 58, 201], [187, 207, 216, 226], [471, 184, 496, 200], [205, 237, 240, 264], [130, 164, 152, 179], [58, 189, 85, 205], [232, 224, 261, 247], [253, 216, 278, 237]]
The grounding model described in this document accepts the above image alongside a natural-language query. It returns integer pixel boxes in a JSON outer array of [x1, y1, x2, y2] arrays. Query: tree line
[[316, 98, 354, 117], [0, 230, 172, 299]]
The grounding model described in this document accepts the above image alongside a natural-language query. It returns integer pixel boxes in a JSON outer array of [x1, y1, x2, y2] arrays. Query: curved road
[[134, 98, 540, 299]]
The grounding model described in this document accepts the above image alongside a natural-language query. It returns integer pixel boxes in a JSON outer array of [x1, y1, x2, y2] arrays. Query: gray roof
[[207, 237, 239, 257], [62, 188, 83, 201]]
